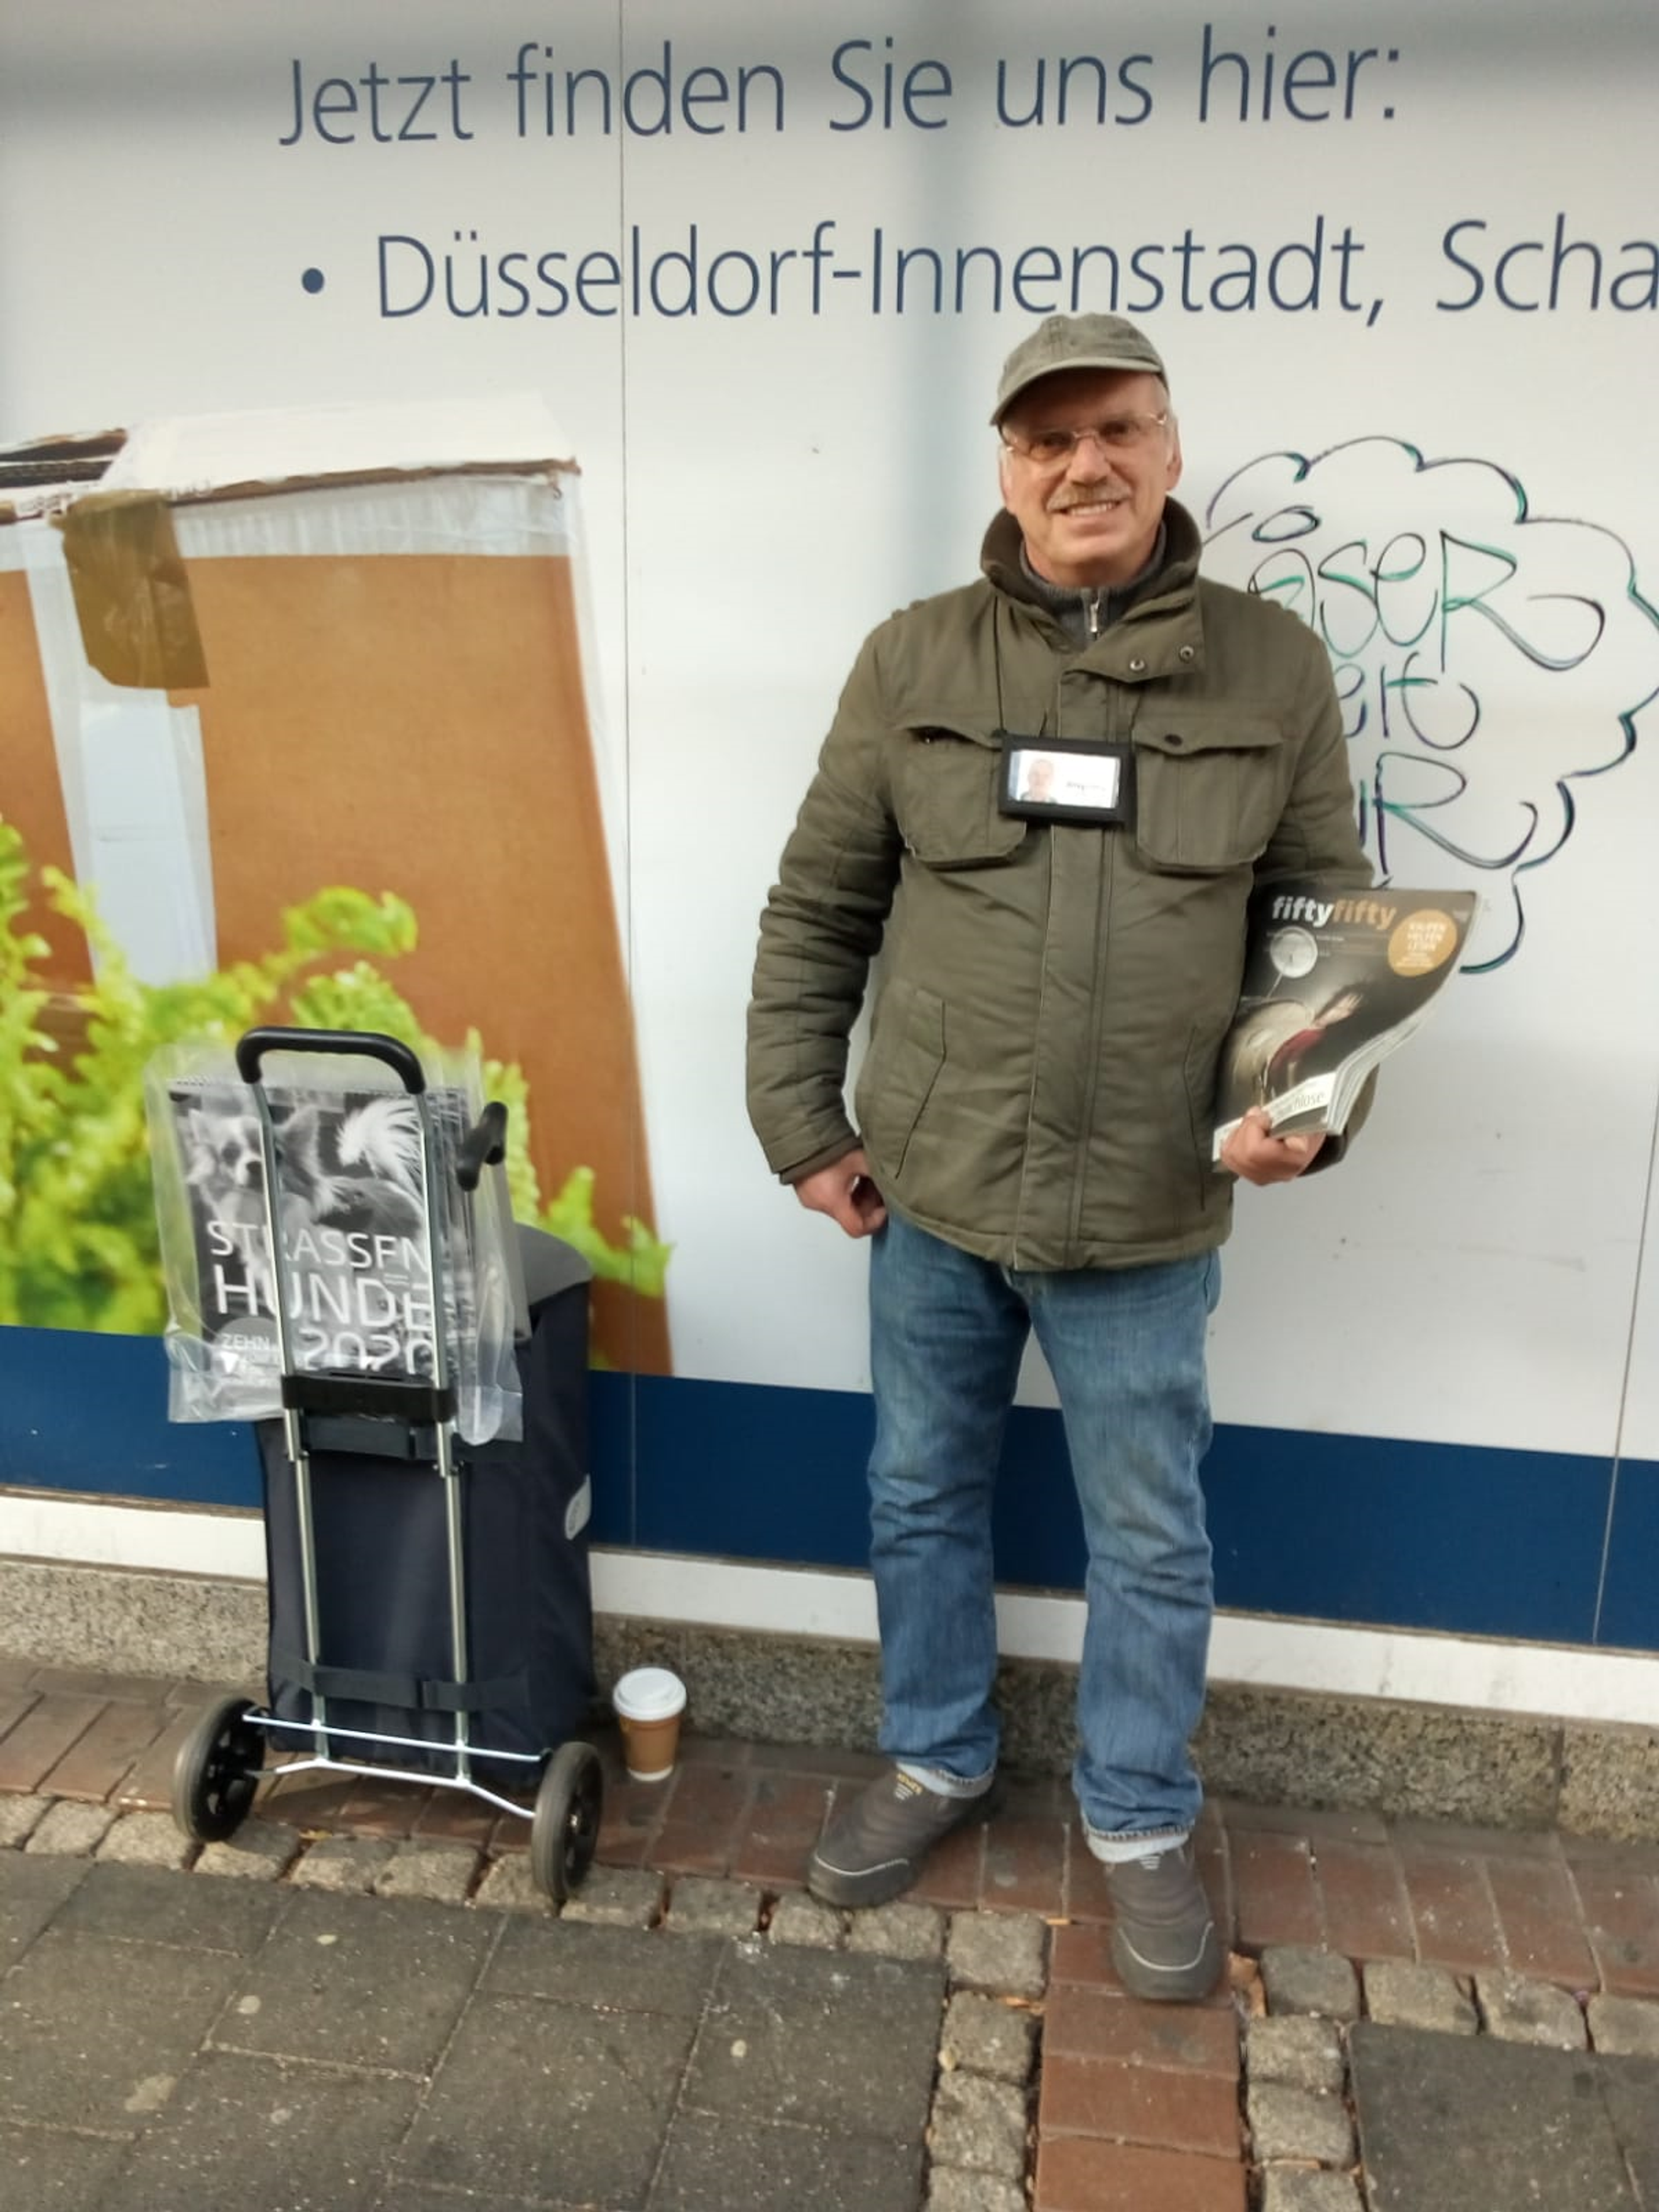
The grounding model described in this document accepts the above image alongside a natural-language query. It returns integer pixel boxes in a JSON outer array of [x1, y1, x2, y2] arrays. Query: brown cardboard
[[0, 566, 92, 989], [0, 403, 667, 1373], [169, 547, 667, 1373]]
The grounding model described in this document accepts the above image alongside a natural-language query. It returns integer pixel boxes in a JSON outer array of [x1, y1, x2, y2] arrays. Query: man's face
[[998, 368, 1182, 589]]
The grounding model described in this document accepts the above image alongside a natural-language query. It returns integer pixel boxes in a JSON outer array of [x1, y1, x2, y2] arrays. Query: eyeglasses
[[1000, 412, 1170, 464]]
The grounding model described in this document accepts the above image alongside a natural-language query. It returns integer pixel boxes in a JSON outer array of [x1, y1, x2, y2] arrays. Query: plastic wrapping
[[146, 1039, 523, 1441]]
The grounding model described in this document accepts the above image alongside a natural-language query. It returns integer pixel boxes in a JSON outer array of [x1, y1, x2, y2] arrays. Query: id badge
[[997, 733, 1135, 827]]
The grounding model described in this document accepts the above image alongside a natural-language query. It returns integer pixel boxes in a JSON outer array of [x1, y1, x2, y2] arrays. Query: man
[[745, 313, 1369, 2001], [1017, 752, 1056, 803]]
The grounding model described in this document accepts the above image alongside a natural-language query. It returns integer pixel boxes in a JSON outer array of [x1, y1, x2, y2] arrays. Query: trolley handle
[[456, 1101, 509, 1192], [235, 1026, 426, 1094]]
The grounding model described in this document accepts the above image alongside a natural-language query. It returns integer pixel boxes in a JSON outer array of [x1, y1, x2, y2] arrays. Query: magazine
[[146, 1048, 522, 1439], [1211, 878, 1478, 1160]]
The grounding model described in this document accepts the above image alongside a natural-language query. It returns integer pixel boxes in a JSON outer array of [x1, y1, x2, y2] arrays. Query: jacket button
[[1166, 733, 1185, 747], [1128, 655, 1147, 674], [1178, 645, 1196, 662]]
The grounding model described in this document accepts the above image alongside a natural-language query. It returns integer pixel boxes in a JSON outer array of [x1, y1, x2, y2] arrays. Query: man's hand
[[793, 1148, 888, 1238], [1220, 1108, 1327, 1186]]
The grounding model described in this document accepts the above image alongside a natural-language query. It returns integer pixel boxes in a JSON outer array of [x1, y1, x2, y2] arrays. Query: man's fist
[[1219, 1109, 1327, 1186], [793, 1149, 888, 1237]]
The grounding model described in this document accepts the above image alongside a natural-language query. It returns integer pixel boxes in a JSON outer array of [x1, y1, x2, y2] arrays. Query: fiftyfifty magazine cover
[[1212, 879, 1478, 1158]]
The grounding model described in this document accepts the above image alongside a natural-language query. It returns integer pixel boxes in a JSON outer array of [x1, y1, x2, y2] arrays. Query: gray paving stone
[[1600, 2053, 1659, 2204], [945, 1908, 1046, 1997], [103, 2046, 421, 2212], [928, 2068, 1028, 2181], [1351, 2022, 1639, 2211], [558, 1862, 663, 1927], [0, 1851, 88, 1967], [652, 2110, 925, 2212], [1476, 1969, 1587, 2048], [370, 1839, 480, 1904], [847, 1897, 946, 1961], [664, 1873, 763, 1936], [210, 1890, 495, 2074], [371, 2195, 618, 2212], [768, 1890, 845, 1949], [485, 1916, 724, 2019], [399, 1991, 694, 2204], [288, 1834, 396, 1893], [373, 2196, 593, 2212], [55, 1860, 284, 1956], [939, 1990, 1039, 2084], [1262, 1942, 1361, 2022], [1589, 1994, 1659, 2057], [1363, 1958, 1478, 2034], [926, 2167, 1027, 2212], [1247, 2079, 1355, 2166], [685, 1941, 945, 2140], [0, 2120, 131, 2205], [1260, 2172, 1366, 2212], [1247, 2012, 1347, 2094], [194, 1818, 300, 1881], [469, 1850, 553, 1913], [22, 1799, 117, 1856], [0, 1925, 245, 2130], [95, 1809, 195, 1869], [0, 1793, 50, 1847]]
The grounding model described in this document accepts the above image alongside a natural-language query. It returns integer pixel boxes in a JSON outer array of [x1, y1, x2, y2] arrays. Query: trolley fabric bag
[[260, 1233, 596, 1778]]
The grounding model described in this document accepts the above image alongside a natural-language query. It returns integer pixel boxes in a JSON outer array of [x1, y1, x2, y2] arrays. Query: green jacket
[[746, 500, 1371, 1271]]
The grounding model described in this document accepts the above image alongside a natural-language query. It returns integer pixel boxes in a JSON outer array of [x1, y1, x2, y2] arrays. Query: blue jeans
[[867, 1210, 1220, 1841]]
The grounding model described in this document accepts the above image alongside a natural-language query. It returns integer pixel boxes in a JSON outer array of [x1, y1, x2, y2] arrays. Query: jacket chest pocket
[[1132, 710, 1288, 873], [892, 723, 1027, 870]]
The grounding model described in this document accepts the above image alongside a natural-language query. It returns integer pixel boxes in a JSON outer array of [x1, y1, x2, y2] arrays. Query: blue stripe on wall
[[1596, 1455, 1659, 1653], [0, 1327, 1644, 1653], [0, 1328, 261, 1507]]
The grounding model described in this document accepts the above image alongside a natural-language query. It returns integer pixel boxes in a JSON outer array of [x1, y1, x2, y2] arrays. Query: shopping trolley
[[167, 1026, 603, 1901]]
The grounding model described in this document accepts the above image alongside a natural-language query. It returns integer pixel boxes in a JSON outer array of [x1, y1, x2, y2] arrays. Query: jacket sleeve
[[1256, 611, 1372, 891], [745, 633, 906, 1181], [1255, 612, 1377, 1164]]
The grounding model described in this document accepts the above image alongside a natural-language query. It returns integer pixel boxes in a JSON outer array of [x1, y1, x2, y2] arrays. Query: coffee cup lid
[[613, 1666, 686, 1722]]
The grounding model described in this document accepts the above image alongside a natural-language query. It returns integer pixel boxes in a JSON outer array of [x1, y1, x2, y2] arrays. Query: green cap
[[992, 313, 1168, 423]]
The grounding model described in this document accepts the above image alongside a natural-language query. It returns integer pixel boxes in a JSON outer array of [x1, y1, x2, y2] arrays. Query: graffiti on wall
[[1204, 438, 1659, 968]]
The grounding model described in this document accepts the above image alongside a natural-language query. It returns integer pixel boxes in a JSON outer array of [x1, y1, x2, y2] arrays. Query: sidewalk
[[2, 1656, 1658, 2210]]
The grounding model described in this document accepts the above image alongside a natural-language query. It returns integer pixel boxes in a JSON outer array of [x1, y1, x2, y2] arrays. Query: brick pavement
[[4, 1657, 1659, 2209]]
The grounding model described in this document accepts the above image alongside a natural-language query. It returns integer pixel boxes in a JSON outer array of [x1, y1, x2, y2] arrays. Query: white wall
[[3, 0, 1656, 1629]]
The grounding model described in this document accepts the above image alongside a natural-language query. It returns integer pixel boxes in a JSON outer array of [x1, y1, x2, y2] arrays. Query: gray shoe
[[1105, 1840, 1224, 2002], [807, 1768, 996, 1908]]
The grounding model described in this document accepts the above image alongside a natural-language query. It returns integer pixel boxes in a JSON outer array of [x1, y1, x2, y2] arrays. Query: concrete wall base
[[4, 1554, 1655, 1840]]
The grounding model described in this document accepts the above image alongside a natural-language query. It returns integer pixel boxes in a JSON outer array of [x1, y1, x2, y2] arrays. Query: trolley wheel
[[530, 1740, 604, 1904], [171, 1695, 264, 1843]]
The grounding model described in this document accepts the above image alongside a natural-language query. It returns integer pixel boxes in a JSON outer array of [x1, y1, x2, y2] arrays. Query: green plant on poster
[[0, 816, 669, 1336]]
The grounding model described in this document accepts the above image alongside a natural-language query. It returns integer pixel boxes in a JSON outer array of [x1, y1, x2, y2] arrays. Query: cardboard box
[[0, 398, 666, 1373]]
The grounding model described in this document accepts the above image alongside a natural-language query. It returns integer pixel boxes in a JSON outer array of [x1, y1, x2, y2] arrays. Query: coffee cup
[[612, 1666, 687, 1782]]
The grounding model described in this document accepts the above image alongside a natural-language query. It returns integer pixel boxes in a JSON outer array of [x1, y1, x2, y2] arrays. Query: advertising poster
[[2, 0, 1656, 1650]]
